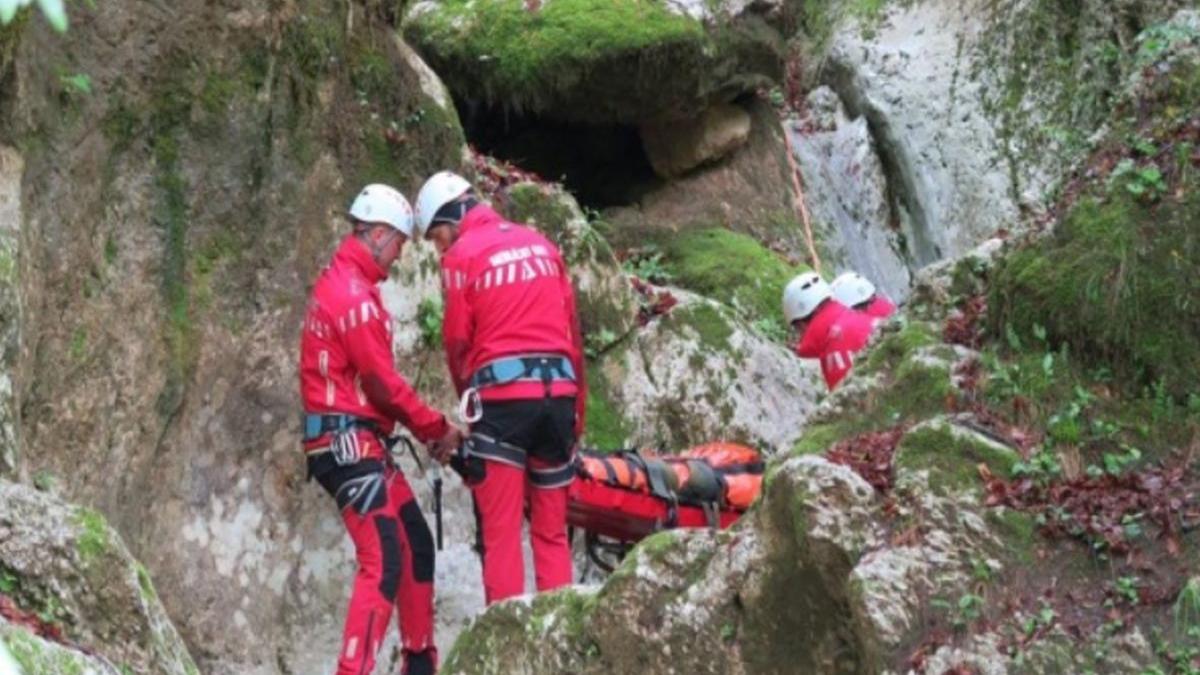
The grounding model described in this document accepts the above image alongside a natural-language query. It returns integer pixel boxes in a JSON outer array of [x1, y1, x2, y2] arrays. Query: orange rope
[[782, 121, 822, 274]]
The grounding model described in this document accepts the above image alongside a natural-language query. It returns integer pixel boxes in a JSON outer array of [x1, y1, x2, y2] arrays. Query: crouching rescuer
[[299, 184, 464, 675], [415, 171, 587, 605]]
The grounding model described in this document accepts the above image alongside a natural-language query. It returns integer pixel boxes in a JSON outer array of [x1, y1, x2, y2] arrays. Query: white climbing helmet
[[831, 272, 877, 308], [782, 272, 832, 323], [348, 184, 414, 237], [414, 170, 473, 237]]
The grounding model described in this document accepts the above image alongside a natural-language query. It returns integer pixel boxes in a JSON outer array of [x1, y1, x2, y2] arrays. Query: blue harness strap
[[301, 413, 380, 442], [468, 354, 576, 389]]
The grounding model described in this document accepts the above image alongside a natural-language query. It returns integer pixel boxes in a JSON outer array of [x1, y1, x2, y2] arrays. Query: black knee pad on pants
[[373, 515, 402, 601], [400, 500, 435, 583]]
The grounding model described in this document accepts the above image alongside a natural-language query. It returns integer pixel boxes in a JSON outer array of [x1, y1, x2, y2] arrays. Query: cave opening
[[457, 101, 663, 210]]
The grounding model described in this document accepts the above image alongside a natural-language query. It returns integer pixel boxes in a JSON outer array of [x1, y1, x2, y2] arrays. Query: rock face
[[788, 87, 910, 302], [403, 0, 795, 125], [0, 480, 197, 674], [796, 0, 1192, 282], [819, 0, 1018, 268], [0, 146, 19, 477], [3, 2, 468, 672]]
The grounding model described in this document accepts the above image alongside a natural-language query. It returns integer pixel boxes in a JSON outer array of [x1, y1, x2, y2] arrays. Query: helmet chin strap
[[365, 227, 403, 265]]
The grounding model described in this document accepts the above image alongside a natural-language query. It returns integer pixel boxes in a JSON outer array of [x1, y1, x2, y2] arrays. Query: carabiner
[[458, 387, 483, 424]]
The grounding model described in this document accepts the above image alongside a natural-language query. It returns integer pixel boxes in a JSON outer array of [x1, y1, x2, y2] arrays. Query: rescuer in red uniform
[[832, 271, 897, 320], [414, 171, 586, 605], [784, 271, 879, 391], [299, 183, 463, 675]]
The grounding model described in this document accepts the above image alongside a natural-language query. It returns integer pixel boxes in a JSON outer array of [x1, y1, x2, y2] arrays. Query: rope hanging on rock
[[782, 122, 822, 275]]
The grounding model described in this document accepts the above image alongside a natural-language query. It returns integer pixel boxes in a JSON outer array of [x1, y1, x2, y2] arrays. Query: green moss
[[282, 12, 344, 83], [3, 628, 88, 675], [635, 530, 681, 564], [666, 302, 735, 353], [990, 189, 1200, 398], [893, 361, 953, 419], [791, 422, 848, 456], [863, 321, 938, 373], [0, 10, 29, 76], [895, 425, 1018, 495], [583, 363, 633, 450], [503, 183, 580, 251], [406, 0, 708, 118], [135, 562, 159, 603], [790, 361, 951, 458], [662, 228, 806, 326], [74, 507, 111, 562], [985, 509, 1039, 566], [151, 132, 195, 419]]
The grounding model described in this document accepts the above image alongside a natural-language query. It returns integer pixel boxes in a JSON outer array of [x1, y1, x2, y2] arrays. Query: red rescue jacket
[[439, 205, 586, 434], [860, 295, 896, 320], [299, 236, 448, 457], [795, 299, 878, 390]]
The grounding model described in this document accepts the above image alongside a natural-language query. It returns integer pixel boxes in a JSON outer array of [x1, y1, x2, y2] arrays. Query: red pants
[[470, 456, 573, 604], [336, 467, 437, 675]]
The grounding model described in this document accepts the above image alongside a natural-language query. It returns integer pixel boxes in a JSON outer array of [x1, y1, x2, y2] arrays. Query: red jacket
[[795, 300, 878, 390], [299, 236, 448, 456], [440, 205, 586, 433], [860, 295, 896, 320]]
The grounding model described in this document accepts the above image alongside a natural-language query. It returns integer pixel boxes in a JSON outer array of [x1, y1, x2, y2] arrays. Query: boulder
[[403, 0, 792, 125], [639, 102, 752, 179], [0, 480, 197, 674], [591, 289, 823, 451], [605, 98, 806, 256]]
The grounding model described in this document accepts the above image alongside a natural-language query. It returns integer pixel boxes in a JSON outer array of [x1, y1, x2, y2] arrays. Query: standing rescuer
[[831, 271, 896, 319], [784, 271, 879, 391], [299, 184, 464, 675], [414, 171, 586, 605]]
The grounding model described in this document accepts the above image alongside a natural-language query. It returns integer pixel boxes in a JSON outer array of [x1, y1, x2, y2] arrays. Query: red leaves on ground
[[943, 295, 987, 349], [942, 666, 981, 675], [984, 464, 1196, 555], [630, 277, 678, 325], [825, 427, 907, 492], [468, 147, 547, 202], [0, 593, 64, 643]]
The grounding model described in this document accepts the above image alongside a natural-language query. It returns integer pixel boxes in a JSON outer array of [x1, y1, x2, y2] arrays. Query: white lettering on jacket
[[462, 246, 560, 292]]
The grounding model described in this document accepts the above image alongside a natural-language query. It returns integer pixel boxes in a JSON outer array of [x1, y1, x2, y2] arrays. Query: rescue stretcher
[[565, 443, 764, 571]]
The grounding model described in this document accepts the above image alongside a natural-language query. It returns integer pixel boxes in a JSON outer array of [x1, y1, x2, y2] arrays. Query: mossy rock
[[1, 622, 110, 675], [661, 227, 807, 326], [0, 482, 196, 675], [443, 586, 600, 673], [989, 180, 1200, 399], [790, 324, 955, 457], [894, 422, 1019, 496], [404, 0, 787, 124], [583, 357, 634, 450]]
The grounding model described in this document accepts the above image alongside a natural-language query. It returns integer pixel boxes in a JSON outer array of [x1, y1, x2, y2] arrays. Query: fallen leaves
[[630, 277, 678, 325], [0, 593, 64, 643], [984, 462, 1196, 555], [943, 295, 988, 349], [825, 426, 907, 492]]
